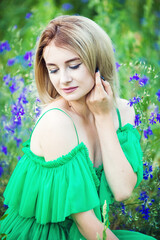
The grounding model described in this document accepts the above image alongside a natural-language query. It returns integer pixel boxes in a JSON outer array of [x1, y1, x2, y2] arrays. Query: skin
[[43, 41, 95, 121], [41, 41, 137, 240]]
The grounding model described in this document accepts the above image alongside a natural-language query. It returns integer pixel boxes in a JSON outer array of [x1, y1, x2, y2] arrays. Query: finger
[[102, 80, 113, 96], [95, 71, 104, 89]]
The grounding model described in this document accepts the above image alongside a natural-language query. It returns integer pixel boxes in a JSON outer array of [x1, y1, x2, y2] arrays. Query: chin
[[62, 94, 86, 102]]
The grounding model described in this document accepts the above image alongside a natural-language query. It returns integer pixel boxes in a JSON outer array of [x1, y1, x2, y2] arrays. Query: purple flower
[[133, 96, 141, 104], [25, 12, 32, 19], [23, 51, 34, 67], [144, 126, 153, 139], [3, 74, 11, 85], [143, 162, 153, 180], [128, 97, 141, 106], [14, 137, 22, 147], [0, 166, 4, 177], [116, 62, 121, 71], [23, 51, 32, 61], [0, 41, 11, 53], [1, 145, 7, 155], [17, 156, 21, 161], [149, 112, 156, 125], [18, 87, 28, 104], [139, 75, 149, 86], [139, 205, 150, 220], [9, 82, 20, 93], [120, 203, 126, 215], [129, 73, 139, 82], [11, 102, 25, 126], [156, 89, 160, 102], [135, 114, 141, 126], [62, 3, 73, 10], [156, 113, 160, 123], [139, 191, 149, 202], [35, 106, 41, 117], [7, 58, 16, 66]]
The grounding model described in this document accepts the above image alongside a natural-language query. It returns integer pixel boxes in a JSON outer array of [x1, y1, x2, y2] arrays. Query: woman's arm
[[94, 104, 137, 201], [86, 72, 137, 201], [71, 210, 119, 240]]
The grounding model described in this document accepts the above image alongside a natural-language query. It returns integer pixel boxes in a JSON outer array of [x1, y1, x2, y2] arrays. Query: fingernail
[[100, 75, 105, 81]]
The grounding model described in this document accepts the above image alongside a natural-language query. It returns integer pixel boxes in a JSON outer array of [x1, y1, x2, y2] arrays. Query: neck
[[67, 97, 92, 121]]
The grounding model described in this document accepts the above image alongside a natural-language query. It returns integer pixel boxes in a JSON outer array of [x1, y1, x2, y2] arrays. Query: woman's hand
[[86, 71, 114, 117]]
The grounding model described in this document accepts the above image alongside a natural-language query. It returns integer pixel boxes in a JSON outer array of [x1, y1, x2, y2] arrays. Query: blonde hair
[[34, 15, 119, 106]]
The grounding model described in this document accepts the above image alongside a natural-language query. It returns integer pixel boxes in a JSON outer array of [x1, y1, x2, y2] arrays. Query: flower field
[[0, 0, 159, 239]]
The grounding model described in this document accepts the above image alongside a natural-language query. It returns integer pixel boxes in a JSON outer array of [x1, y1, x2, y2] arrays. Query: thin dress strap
[[116, 108, 122, 129], [29, 108, 80, 145]]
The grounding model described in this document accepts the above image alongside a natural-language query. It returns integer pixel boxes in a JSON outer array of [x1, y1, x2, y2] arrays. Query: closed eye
[[49, 69, 58, 74], [69, 63, 82, 69], [49, 63, 82, 74]]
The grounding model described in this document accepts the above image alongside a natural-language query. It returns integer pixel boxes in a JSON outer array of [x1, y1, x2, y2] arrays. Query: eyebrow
[[46, 57, 81, 66]]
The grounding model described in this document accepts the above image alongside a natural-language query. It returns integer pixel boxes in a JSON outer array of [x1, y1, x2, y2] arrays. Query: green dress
[[0, 108, 156, 240]]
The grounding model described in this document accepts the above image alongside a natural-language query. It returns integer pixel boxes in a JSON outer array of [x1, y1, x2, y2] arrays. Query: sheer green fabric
[[0, 108, 156, 240]]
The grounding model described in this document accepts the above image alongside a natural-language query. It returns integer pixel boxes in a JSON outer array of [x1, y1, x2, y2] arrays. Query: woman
[[0, 15, 156, 240]]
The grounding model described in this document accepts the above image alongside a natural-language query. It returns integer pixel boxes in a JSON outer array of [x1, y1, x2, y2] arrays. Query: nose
[[60, 70, 72, 84]]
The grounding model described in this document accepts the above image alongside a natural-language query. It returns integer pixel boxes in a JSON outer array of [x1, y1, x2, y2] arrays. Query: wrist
[[94, 111, 113, 123]]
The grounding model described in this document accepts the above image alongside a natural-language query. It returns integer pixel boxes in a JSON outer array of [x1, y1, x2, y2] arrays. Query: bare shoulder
[[38, 107, 78, 162], [116, 98, 135, 126]]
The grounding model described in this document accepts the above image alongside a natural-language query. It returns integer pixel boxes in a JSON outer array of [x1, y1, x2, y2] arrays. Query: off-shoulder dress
[[0, 108, 156, 239]]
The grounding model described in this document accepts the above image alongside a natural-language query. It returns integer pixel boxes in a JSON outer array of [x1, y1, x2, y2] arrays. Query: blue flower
[[25, 12, 32, 19], [156, 89, 160, 102], [1, 145, 7, 155], [0, 166, 4, 177], [14, 137, 22, 147], [139, 205, 150, 220], [128, 97, 141, 106], [143, 162, 153, 180], [18, 87, 28, 104], [116, 62, 121, 71], [139, 191, 149, 202], [7, 58, 16, 66], [62, 3, 73, 10], [144, 126, 153, 139], [156, 113, 160, 123], [120, 203, 126, 215], [3, 204, 8, 209], [0, 41, 11, 53], [9, 81, 20, 93], [13, 25, 17, 30], [3, 74, 11, 85], [17, 156, 21, 161], [23, 51, 34, 67], [11, 102, 25, 126], [149, 112, 157, 125], [134, 114, 141, 126], [139, 75, 149, 86], [129, 73, 139, 82]]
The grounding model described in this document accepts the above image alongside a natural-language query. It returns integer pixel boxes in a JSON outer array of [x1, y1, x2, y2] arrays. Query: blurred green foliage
[[0, 0, 160, 239]]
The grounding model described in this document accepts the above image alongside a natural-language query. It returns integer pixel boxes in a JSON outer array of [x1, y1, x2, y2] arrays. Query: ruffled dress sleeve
[[3, 140, 100, 225], [99, 124, 143, 209], [0, 139, 103, 240]]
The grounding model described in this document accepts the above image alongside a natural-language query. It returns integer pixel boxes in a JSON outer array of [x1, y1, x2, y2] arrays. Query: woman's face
[[43, 41, 95, 102]]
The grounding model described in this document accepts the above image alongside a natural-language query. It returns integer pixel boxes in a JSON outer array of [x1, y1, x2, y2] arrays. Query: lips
[[62, 87, 78, 90], [62, 87, 78, 93]]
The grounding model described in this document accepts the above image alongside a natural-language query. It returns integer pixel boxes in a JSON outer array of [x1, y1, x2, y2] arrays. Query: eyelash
[[49, 63, 82, 74]]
